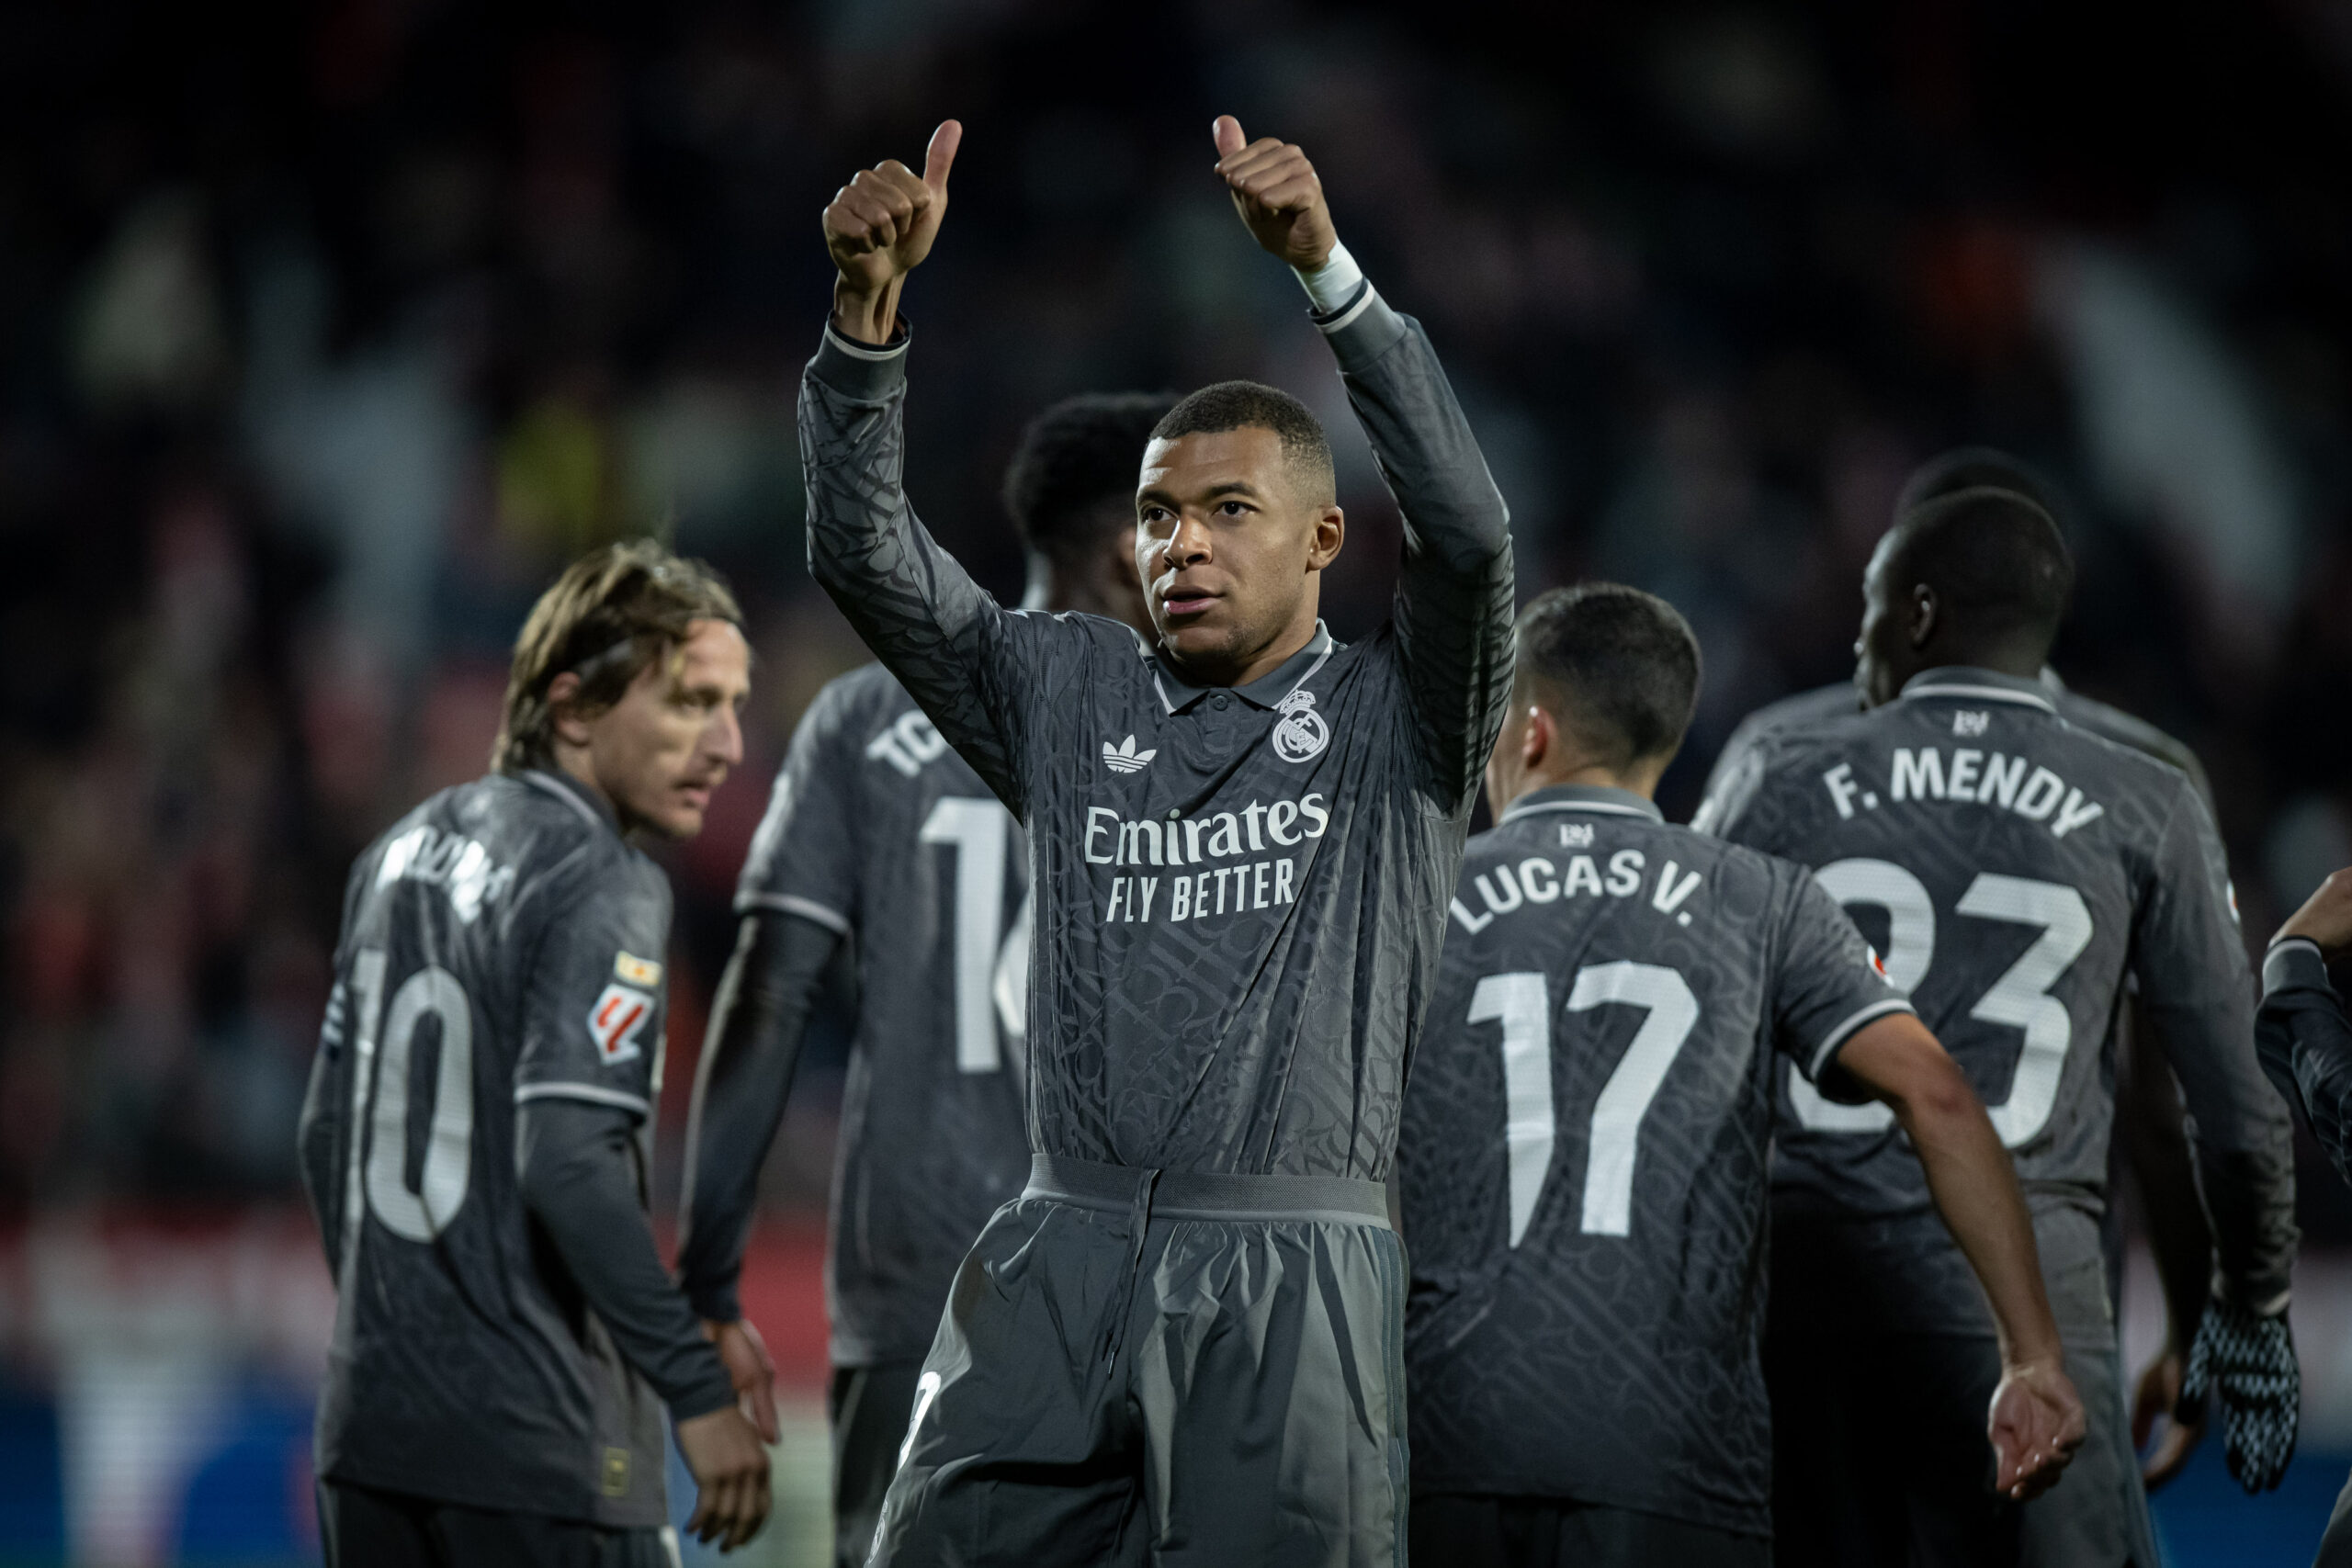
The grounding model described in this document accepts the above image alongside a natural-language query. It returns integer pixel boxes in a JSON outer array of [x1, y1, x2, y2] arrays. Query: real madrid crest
[[1271, 688, 1329, 763]]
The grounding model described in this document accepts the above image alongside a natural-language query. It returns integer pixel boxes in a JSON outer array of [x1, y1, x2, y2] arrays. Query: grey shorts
[[868, 1156, 1408, 1568]]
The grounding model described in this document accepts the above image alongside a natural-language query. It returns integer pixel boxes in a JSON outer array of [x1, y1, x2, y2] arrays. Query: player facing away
[[673, 390, 1172, 1568], [1399, 584, 2084, 1568], [297, 543, 773, 1565], [2255, 869, 2352, 1565], [1698, 490, 2300, 1566], [800, 115, 1514, 1564], [1699, 447, 2233, 1490], [1700, 448, 2216, 797]]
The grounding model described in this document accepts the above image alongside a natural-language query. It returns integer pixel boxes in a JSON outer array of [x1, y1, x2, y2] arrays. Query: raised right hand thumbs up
[[823, 119, 962, 344]]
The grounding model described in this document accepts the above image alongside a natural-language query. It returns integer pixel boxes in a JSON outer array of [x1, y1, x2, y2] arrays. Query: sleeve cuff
[[514, 1082, 652, 1118], [663, 1356, 741, 1424], [810, 320, 910, 401], [2264, 937, 2335, 1002], [1316, 288, 1411, 368], [1294, 241, 1367, 313], [735, 892, 852, 933], [2212, 1271, 2293, 1319], [685, 1279, 743, 1325], [1808, 998, 1917, 1081]]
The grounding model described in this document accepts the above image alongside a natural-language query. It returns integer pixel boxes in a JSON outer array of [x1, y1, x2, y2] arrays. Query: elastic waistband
[[1023, 1155, 1389, 1227]]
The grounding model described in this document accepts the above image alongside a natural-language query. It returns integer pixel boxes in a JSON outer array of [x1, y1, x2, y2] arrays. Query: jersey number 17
[[1469, 964, 1701, 1247]]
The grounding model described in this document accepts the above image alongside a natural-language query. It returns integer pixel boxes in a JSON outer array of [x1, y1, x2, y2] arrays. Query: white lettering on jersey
[[1952, 710, 1991, 738], [866, 710, 949, 778], [1652, 862, 1703, 914], [1446, 847, 1666, 934], [1085, 795, 1329, 865], [1824, 746, 2107, 840], [1113, 854, 1297, 926], [376, 826, 514, 924], [1823, 762, 1862, 819], [587, 983, 654, 1065]]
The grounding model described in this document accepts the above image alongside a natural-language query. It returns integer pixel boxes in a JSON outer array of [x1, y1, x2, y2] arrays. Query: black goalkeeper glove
[[2180, 1296, 2298, 1493]]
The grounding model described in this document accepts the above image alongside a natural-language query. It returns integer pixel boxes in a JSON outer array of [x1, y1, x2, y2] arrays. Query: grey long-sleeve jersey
[[678, 665, 1034, 1366], [297, 768, 734, 1527], [797, 286, 1514, 1179], [1698, 667, 2296, 1336]]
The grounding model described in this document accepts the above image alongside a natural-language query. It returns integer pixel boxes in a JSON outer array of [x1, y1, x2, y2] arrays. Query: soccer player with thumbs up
[[796, 115, 1515, 1565]]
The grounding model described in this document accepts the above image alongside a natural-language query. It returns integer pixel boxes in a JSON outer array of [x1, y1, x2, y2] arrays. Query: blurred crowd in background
[[0, 0, 2346, 1235]]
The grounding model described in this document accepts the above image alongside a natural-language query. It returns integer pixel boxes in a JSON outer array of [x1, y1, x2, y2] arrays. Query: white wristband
[[1293, 242, 1365, 315]]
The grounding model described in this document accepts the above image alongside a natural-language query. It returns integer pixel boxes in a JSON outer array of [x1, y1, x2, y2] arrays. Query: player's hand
[[2131, 1343, 2205, 1489], [2180, 1296, 2299, 1493], [1987, 1356, 2087, 1501], [822, 119, 960, 344], [704, 1316, 780, 1443], [1211, 116, 1337, 272], [677, 1404, 773, 1551], [2279, 867, 2352, 957]]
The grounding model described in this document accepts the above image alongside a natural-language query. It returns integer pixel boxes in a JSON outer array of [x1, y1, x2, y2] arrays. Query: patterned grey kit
[[797, 280, 1513, 1565], [732, 662, 1035, 1367], [1399, 784, 1910, 1538], [798, 289, 1514, 1183], [1697, 664, 2294, 1338], [302, 770, 710, 1527]]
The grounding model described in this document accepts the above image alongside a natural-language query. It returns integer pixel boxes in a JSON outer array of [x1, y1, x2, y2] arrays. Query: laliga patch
[[1270, 689, 1329, 763], [1865, 945, 1889, 982], [587, 984, 655, 1066], [614, 951, 662, 987]]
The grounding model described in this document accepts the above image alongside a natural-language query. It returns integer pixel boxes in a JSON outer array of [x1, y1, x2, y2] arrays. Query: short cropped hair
[[1886, 487, 2075, 663], [1896, 446, 2059, 522], [1150, 380, 1336, 502], [1002, 391, 1179, 563], [492, 539, 742, 774], [1512, 583, 1702, 771]]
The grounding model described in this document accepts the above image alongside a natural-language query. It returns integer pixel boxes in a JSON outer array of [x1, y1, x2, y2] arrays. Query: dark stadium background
[[0, 0, 2345, 1561]]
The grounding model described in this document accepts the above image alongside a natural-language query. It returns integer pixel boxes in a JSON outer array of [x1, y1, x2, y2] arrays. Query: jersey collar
[[1896, 666, 2059, 715], [524, 768, 621, 837], [1151, 621, 1338, 715], [1498, 784, 1664, 825]]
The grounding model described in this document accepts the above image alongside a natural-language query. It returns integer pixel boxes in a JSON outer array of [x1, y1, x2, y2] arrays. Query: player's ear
[[1908, 583, 1938, 649], [547, 671, 594, 748], [1520, 704, 1554, 772], [1306, 505, 1344, 570]]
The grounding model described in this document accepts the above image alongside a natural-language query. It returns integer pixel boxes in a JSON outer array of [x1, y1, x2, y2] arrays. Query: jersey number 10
[[1788, 860, 2092, 1146], [340, 949, 476, 1280]]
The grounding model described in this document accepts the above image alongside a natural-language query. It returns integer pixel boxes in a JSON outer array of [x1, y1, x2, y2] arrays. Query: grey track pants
[[868, 1155, 1409, 1568]]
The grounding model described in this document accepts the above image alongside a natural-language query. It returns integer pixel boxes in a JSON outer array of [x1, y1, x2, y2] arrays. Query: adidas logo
[[1102, 735, 1157, 774]]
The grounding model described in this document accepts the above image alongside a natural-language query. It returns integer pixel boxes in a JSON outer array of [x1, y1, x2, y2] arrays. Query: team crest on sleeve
[[1271, 689, 1329, 763], [587, 984, 655, 1065]]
